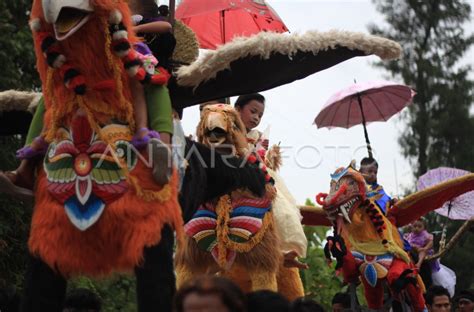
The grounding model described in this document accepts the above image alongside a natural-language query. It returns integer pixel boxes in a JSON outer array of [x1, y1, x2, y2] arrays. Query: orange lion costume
[[23, 1, 182, 311]]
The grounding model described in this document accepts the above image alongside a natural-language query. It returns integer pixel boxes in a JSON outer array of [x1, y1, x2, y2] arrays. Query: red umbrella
[[176, 0, 288, 49]]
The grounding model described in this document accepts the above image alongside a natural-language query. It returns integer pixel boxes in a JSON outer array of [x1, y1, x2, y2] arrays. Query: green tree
[[0, 0, 40, 91], [0, 0, 39, 292], [0, 137, 30, 290], [370, 0, 474, 177], [370, 0, 474, 290]]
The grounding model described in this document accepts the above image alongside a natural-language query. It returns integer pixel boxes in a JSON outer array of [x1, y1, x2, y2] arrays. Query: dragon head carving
[[317, 161, 368, 232]]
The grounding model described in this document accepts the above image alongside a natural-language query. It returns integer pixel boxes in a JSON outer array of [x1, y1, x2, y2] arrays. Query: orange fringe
[[29, 166, 183, 277]]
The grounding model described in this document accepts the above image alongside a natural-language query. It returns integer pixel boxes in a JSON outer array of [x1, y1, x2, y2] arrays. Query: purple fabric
[[131, 130, 161, 149], [16, 137, 48, 159], [406, 230, 440, 272], [134, 42, 153, 56], [417, 167, 474, 220]]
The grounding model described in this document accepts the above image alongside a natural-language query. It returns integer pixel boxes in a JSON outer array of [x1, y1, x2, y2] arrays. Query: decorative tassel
[[34, 29, 86, 95]]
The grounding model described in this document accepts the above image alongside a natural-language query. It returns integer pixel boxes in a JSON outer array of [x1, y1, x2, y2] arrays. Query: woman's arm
[[133, 21, 172, 34]]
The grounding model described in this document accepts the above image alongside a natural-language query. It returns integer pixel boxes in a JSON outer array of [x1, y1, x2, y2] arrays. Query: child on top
[[359, 157, 392, 215], [359, 157, 413, 255], [234, 93, 308, 269], [0, 12, 174, 198]]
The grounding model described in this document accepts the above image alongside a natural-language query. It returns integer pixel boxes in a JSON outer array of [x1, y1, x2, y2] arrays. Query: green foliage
[[0, 136, 30, 289], [69, 275, 137, 312], [0, 0, 40, 91], [371, 0, 474, 291], [370, 0, 474, 177]]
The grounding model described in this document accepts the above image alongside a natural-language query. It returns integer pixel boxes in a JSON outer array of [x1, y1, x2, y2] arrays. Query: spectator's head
[[426, 286, 451, 312], [63, 288, 101, 312], [247, 290, 289, 312], [331, 292, 350, 312], [455, 289, 474, 312], [174, 276, 246, 312], [290, 297, 324, 312], [412, 218, 427, 235], [359, 157, 378, 184], [234, 94, 265, 131]]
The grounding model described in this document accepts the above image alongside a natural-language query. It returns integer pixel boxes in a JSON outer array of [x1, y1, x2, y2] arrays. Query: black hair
[[425, 285, 451, 305], [331, 292, 351, 308], [290, 297, 325, 312], [157, 5, 170, 17], [63, 288, 101, 311], [234, 93, 265, 109], [456, 289, 474, 302], [360, 157, 378, 168], [174, 276, 246, 312], [247, 290, 289, 312]]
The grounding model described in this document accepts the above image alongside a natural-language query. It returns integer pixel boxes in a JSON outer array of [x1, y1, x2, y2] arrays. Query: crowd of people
[[2, 276, 472, 311]]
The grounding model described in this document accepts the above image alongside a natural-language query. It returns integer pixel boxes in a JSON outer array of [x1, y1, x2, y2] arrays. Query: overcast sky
[[174, 0, 474, 204]]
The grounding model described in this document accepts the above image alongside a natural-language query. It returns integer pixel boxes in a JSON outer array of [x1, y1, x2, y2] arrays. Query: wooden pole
[[426, 217, 474, 260], [169, 0, 176, 26]]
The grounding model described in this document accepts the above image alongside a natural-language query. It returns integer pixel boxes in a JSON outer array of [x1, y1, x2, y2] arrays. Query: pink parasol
[[417, 167, 474, 220], [176, 0, 288, 49], [314, 80, 415, 158]]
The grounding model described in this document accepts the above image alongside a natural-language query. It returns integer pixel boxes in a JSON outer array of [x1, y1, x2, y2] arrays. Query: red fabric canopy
[[176, 0, 288, 49]]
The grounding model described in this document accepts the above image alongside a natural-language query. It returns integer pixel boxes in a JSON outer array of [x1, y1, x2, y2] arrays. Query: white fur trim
[[0, 90, 42, 113], [29, 18, 41, 32], [52, 54, 66, 69], [176, 30, 402, 87], [112, 30, 128, 41], [109, 9, 123, 24]]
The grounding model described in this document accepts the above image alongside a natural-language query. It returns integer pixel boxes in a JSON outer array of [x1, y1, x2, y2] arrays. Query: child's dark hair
[[414, 217, 426, 227], [158, 5, 169, 17], [425, 285, 451, 305], [234, 93, 265, 109], [290, 297, 325, 312], [63, 288, 101, 311], [360, 157, 378, 168]]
